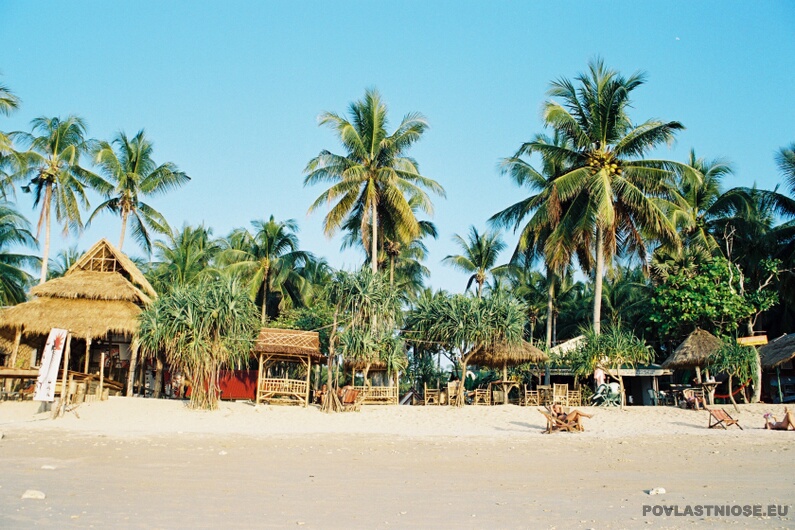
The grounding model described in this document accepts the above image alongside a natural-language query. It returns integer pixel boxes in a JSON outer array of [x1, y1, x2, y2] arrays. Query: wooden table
[[489, 380, 520, 405]]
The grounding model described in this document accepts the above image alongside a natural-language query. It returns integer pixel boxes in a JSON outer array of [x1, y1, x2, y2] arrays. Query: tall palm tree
[[305, 88, 445, 273], [0, 80, 21, 197], [778, 144, 795, 196], [48, 245, 81, 280], [442, 226, 506, 297], [13, 116, 108, 283], [147, 224, 220, 292], [522, 58, 692, 333], [0, 201, 38, 305], [89, 130, 190, 254], [220, 216, 313, 323]]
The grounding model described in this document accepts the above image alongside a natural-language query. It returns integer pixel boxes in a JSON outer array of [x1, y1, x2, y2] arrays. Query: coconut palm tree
[[147, 224, 220, 292], [442, 226, 506, 297], [47, 245, 81, 280], [0, 80, 21, 197], [13, 116, 108, 283], [220, 216, 314, 323], [521, 58, 693, 333], [89, 130, 190, 254], [778, 144, 795, 196], [305, 88, 445, 273], [0, 200, 38, 305]]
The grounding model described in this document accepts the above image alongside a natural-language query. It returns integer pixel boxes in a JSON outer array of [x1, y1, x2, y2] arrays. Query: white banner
[[34, 328, 69, 402]]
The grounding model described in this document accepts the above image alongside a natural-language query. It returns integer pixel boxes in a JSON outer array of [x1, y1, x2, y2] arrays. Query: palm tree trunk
[[261, 264, 270, 324], [119, 209, 129, 251], [593, 226, 605, 335], [476, 280, 483, 298], [390, 256, 395, 286], [545, 277, 554, 348], [371, 203, 378, 273], [728, 373, 739, 412], [39, 184, 53, 284]]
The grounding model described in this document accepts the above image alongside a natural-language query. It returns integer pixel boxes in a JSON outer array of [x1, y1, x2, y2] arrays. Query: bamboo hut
[[661, 329, 723, 382], [0, 239, 156, 398], [344, 359, 399, 405], [470, 340, 548, 380], [760, 334, 795, 403], [253, 328, 324, 406]]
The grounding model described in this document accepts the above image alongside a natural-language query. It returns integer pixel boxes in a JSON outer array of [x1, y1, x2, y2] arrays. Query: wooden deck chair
[[707, 407, 743, 430], [538, 409, 580, 433], [423, 383, 440, 406], [472, 388, 491, 405], [522, 385, 540, 406], [341, 388, 364, 412]]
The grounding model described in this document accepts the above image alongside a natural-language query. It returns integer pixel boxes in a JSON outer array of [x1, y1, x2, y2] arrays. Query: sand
[[0, 399, 793, 529]]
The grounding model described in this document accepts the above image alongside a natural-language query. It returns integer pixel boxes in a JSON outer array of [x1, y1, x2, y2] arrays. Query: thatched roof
[[760, 334, 795, 369], [662, 329, 723, 369], [470, 340, 548, 367], [254, 328, 323, 361], [31, 270, 152, 305], [0, 297, 142, 339], [344, 359, 388, 372], [67, 238, 156, 299], [0, 328, 37, 367]]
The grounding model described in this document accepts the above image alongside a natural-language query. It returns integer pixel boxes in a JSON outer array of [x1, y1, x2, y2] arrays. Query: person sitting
[[314, 384, 328, 404], [551, 404, 593, 431], [764, 408, 795, 431], [682, 389, 705, 410]]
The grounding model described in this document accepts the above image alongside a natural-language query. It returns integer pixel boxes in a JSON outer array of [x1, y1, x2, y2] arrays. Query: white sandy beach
[[0, 399, 793, 529]]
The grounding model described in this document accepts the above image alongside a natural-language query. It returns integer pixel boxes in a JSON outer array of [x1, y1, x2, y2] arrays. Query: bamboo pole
[[56, 334, 72, 418], [256, 353, 263, 405], [83, 337, 92, 373], [126, 343, 139, 397], [305, 356, 311, 407], [4, 328, 22, 392], [99, 350, 105, 400]]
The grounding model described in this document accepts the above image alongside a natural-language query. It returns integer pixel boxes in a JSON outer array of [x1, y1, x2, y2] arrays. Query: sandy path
[[0, 400, 793, 529]]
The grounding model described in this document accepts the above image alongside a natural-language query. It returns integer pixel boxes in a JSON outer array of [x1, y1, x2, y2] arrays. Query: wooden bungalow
[[344, 359, 399, 405], [0, 239, 156, 398], [760, 334, 795, 403], [254, 328, 324, 406]]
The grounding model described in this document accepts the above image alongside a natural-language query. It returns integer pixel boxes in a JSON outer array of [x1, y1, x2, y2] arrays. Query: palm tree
[[89, 130, 190, 254], [443, 226, 506, 297], [522, 58, 692, 333], [13, 116, 108, 283], [0, 80, 21, 197], [48, 245, 81, 280], [305, 88, 445, 273], [220, 216, 313, 323], [778, 144, 795, 196], [147, 224, 220, 292], [0, 200, 38, 305]]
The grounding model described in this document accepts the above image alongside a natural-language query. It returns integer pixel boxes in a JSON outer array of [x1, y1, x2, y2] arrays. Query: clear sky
[[1, 1, 793, 292]]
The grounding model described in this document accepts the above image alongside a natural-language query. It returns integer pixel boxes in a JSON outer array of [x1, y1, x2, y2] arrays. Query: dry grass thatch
[[0, 297, 142, 339], [0, 328, 37, 367], [662, 329, 723, 369], [470, 340, 548, 367], [343, 359, 388, 371], [31, 270, 151, 305], [67, 238, 156, 299], [254, 328, 323, 360], [760, 334, 795, 370]]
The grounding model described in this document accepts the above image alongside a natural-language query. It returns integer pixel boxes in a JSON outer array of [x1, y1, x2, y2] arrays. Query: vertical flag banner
[[34, 328, 69, 402]]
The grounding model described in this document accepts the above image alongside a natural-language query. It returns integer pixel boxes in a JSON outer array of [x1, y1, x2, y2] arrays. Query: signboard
[[33, 329, 68, 402], [737, 335, 768, 346]]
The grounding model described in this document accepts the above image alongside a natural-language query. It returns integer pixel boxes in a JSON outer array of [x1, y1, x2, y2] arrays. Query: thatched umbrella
[[760, 334, 795, 403], [470, 340, 548, 381], [662, 329, 723, 382]]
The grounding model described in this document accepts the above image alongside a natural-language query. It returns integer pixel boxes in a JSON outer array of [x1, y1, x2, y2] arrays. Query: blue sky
[[1, 1, 793, 292]]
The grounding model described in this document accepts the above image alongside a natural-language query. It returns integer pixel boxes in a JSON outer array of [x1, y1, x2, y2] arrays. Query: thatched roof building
[[662, 329, 723, 369], [760, 334, 795, 370], [0, 239, 155, 342], [470, 340, 548, 367], [254, 328, 324, 362]]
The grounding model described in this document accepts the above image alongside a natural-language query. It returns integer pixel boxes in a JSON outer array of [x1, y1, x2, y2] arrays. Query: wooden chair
[[538, 409, 581, 433], [447, 381, 463, 405], [472, 388, 491, 406], [567, 389, 581, 407], [707, 407, 743, 430], [522, 385, 540, 406], [341, 388, 364, 412], [537, 385, 552, 406], [553, 383, 569, 406], [424, 383, 440, 406]]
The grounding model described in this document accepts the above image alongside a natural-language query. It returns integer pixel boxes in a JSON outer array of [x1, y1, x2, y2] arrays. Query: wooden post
[[4, 328, 22, 392], [56, 334, 72, 418], [99, 350, 105, 400], [126, 343, 139, 397], [256, 353, 263, 404], [305, 356, 311, 407], [83, 337, 92, 373]]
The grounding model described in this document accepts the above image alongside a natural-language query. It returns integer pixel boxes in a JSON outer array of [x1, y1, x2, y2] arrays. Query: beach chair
[[522, 385, 540, 406], [538, 408, 580, 433], [707, 407, 743, 430], [472, 387, 491, 406], [341, 388, 364, 412], [567, 389, 581, 407], [423, 383, 440, 405], [553, 384, 569, 406], [537, 385, 553, 406]]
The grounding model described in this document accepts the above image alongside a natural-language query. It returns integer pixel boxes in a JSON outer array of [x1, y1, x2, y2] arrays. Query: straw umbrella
[[470, 340, 548, 404], [760, 334, 795, 403], [662, 329, 723, 383]]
